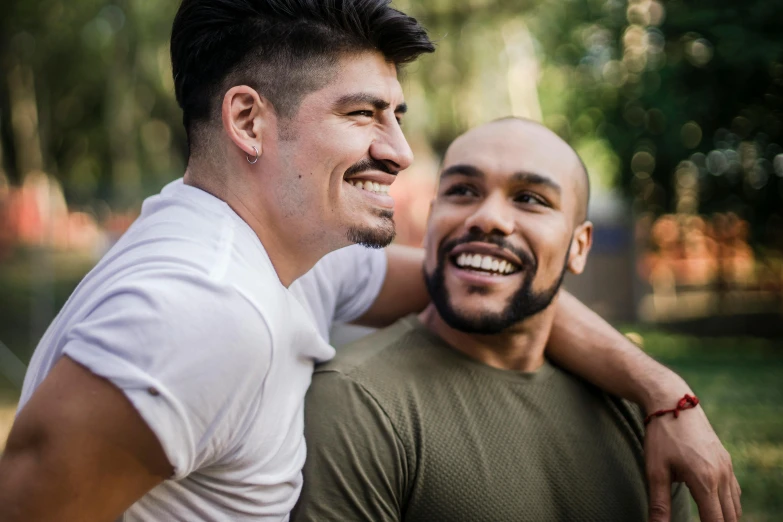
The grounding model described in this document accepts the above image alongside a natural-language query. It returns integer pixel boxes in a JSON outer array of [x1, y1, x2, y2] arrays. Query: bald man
[[291, 119, 691, 522]]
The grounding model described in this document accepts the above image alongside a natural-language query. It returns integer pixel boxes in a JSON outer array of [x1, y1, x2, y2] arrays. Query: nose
[[464, 192, 515, 237], [369, 118, 414, 173]]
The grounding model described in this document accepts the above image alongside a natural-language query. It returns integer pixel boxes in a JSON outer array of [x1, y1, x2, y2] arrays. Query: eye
[[515, 192, 548, 206], [443, 184, 478, 198], [348, 110, 374, 118]]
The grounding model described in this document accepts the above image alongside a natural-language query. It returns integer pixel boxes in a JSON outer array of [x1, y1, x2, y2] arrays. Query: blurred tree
[[0, 0, 184, 211], [1, 0, 782, 248], [401, 0, 783, 249], [592, 0, 783, 249]]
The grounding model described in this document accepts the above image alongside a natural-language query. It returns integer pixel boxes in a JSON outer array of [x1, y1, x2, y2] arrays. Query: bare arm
[[357, 246, 690, 408], [547, 291, 691, 410], [353, 244, 429, 328], [0, 356, 171, 522], [547, 291, 740, 522]]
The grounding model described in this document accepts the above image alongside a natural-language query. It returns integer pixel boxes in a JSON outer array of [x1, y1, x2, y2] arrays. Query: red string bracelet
[[644, 394, 700, 426]]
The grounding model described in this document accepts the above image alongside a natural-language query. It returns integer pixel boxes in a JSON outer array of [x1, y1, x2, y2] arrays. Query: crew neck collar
[[401, 315, 555, 384]]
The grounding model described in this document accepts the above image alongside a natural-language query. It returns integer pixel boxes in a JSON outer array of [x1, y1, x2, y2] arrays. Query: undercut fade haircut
[[171, 0, 435, 153]]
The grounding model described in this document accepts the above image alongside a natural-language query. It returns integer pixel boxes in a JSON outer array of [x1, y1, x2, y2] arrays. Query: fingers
[[688, 480, 724, 522], [719, 479, 738, 522], [730, 474, 742, 520], [647, 467, 673, 522]]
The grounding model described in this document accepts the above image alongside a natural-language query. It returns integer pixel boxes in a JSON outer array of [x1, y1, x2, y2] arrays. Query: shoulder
[[311, 317, 439, 435], [293, 244, 387, 326], [316, 316, 421, 377], [116, 183, 277, 286], [71, 268, 273, 370], [546, 364, 646, 443]]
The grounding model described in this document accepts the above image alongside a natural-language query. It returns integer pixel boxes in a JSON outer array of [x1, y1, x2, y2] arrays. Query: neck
[[183, 164, 326, 287], [418, 299, 558, 372]]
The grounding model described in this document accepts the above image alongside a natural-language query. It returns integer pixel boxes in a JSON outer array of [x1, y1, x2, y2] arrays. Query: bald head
[[442, 117, 590, 224]]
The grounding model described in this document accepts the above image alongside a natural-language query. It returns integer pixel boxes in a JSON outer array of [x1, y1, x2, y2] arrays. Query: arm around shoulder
[[354, 245, 428, 328], [548, 291, 741, 522]]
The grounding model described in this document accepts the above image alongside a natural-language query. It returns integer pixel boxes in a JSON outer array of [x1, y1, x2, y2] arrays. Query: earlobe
[[221, 85, 268, 161], [247, 146, 260, 165]]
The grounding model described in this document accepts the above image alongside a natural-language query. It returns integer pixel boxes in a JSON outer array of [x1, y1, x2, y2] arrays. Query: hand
[[644, 405, 741, 522]]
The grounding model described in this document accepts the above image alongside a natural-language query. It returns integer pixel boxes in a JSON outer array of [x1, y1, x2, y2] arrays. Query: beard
[[423, 231, 571, 335], [344, 158, 397, 248], [347, 209, 396, 248]]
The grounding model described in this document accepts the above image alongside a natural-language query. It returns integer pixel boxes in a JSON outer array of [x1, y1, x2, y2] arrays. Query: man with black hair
[[292, 119, 694, 522], [0, 1, 739, 521]]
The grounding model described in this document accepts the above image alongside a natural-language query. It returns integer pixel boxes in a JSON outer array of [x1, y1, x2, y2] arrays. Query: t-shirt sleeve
[[291, 370, 406, 522], [62, 272, 272, 479], [328, 244, 388, 324]]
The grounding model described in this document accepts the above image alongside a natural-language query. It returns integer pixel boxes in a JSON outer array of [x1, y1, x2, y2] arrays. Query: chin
[[451, 303, 507, 321], [346, 218, 396, 249]]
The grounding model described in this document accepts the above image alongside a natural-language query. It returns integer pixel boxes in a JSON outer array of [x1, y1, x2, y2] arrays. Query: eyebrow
[[440, 164, 484, 179], [511, 172, 562, 194], [335, 93, 407, 114], [440, 164, 562, 194]]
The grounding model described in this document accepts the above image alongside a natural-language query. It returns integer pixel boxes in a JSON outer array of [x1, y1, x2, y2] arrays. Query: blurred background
[[0, 0, 781, 518]]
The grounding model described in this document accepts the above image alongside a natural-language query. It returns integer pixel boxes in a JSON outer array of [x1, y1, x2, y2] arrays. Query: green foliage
[[0, 0, 184, 208]]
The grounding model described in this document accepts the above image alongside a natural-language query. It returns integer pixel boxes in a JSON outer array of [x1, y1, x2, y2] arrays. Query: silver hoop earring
[[247, 146, 259, 164]]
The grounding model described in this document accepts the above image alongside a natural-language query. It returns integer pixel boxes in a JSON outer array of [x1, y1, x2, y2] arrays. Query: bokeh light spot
[[681, 121, 703, 149]]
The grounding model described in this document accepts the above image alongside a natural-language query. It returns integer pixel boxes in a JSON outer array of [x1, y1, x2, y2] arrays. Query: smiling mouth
[[345, 179, 391, 196], [452, 252, 521, 276]]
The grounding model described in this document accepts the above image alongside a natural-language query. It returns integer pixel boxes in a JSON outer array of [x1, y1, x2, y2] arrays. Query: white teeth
[[454, 253, 519, 275], [347, 179, 391, 195]]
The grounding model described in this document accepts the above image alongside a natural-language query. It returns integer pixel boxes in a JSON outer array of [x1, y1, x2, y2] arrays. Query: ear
[[221, 86, 273, 160], [567, 221, 593, 275]]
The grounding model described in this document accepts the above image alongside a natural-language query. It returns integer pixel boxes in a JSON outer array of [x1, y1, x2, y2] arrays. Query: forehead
[[307, 51, 404, 105], [442, 121, 582, 186]]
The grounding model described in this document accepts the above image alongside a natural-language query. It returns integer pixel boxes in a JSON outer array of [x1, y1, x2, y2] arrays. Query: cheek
[[424, 211, 457, 257], [525, 221, 572, 277], [290, 126, 359, 170]]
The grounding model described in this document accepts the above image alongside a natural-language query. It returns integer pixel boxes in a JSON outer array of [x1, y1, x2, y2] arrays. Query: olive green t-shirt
[[293, 316, 690, 522]]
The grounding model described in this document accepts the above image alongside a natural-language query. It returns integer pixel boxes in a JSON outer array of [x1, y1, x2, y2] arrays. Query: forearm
[[548, 296, 741, 522], [546, 290, 692, 411], [354, 245, 428, 328]]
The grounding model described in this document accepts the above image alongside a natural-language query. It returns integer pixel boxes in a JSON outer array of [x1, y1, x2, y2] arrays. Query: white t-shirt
[[17, 179, 387, 521]]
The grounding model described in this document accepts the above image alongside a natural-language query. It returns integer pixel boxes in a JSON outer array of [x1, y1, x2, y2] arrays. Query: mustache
[[438, 230, 536, 270], [344, 158, 396, 177]]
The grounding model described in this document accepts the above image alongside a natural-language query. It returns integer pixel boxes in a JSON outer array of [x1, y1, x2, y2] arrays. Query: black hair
[[171, 0, 434, 152]]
